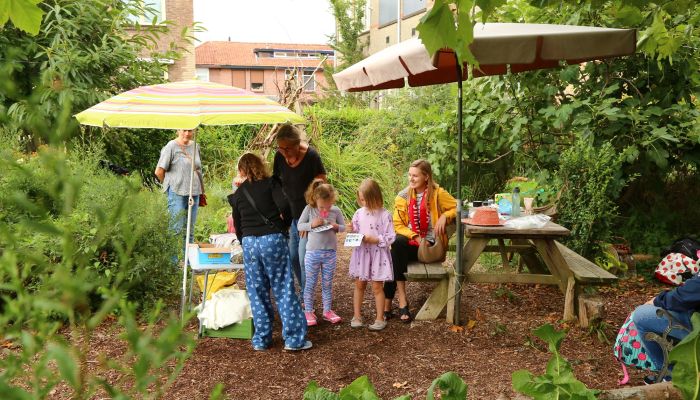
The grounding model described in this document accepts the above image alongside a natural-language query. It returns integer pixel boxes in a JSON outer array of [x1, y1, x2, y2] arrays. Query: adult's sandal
[[398, 305, 413, 323]]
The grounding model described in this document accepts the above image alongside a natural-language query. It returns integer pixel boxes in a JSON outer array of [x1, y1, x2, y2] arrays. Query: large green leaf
[[426, 371, 468, 400], [303, 381, 340, 400], [417, 0, 458, 55], [0, 0, 44, 36], [533, 324, 567, 353], [668, 313, 700, 400], [337, 376, 380, 400]]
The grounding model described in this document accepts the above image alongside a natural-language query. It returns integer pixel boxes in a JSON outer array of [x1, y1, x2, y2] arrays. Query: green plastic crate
[[202, 318, 253, 339]]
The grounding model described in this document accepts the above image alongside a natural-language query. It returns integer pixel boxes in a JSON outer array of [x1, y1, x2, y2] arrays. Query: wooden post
[[578, 294, 604, 328]]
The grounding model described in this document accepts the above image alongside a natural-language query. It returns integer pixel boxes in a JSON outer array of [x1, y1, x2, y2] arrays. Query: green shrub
[[557, 139, 628, 259], [0, 144, 180, 311], [0, 147, 196, 399]]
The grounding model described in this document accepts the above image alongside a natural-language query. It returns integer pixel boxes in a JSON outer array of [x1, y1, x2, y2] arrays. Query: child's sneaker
[[305, 311, 317, 326], [350, 318, 363, 328], [643, 375, 671, 385], [284, 340, 313, 351], [322, 310, 342, 324], [368, 319, 387, 331]]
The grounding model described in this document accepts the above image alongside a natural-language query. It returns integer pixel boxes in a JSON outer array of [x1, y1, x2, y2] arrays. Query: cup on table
[[524, 197, 534, 215]]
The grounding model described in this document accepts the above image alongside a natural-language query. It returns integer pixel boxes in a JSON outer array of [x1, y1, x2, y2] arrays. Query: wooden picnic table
[[406, 220, 617, 324]]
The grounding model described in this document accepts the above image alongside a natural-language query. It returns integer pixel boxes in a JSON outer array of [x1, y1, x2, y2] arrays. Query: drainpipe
[[396, 0, 401, 43]]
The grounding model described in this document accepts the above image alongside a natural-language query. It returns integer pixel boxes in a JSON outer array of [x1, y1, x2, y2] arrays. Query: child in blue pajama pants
[[242, 233, 307, 350]]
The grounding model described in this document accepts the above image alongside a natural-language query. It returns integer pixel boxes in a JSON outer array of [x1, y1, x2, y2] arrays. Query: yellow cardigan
[[393, 184, 457, 241]]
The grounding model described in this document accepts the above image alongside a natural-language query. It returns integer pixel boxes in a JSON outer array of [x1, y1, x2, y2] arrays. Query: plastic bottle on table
[[511, 187, 521, 217]]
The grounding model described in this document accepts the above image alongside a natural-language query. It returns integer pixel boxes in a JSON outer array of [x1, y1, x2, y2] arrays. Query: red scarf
[[408, 189, 429, 238]]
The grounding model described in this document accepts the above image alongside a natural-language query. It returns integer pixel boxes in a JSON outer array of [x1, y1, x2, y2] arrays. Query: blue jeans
[[632, 304, 692, 372], [242, 233, 307, 350], [166, 188, 199, 260], [289, 219, 307, 292]]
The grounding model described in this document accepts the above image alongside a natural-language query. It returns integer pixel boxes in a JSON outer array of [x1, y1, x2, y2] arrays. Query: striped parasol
[[75, 80, 305, 129]]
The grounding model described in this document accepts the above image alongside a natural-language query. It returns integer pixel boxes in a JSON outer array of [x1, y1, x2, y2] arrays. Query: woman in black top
[[228, 152, 311, 351], [272, 124, 327, 294]]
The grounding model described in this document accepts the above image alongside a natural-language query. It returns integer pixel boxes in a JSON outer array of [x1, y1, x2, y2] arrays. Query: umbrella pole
[[453, 59, 464, 325], [180, 130, 198, 320]]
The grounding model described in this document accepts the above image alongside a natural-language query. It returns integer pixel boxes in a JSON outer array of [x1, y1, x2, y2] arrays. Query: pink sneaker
[[305, 311, 317, 326], [322, 310, 342, 324]]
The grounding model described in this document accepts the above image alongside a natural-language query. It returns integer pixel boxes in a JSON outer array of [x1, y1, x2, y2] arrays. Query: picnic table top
[[461, 220, 570, 238]]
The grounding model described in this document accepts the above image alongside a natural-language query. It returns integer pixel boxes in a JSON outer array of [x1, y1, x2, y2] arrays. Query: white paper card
[[344, 233, 364, 247], [311, 224, 333, 233]]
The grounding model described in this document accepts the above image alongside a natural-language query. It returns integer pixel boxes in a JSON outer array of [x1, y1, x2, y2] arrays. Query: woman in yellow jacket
[[384, 159, 457, 322]]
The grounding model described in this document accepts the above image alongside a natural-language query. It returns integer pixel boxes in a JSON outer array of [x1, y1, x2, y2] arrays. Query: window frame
[[125, 0, 166, 26], [302, 70, 315, 92], [195, 67, 209, 82], [378, 0, 397, 27]]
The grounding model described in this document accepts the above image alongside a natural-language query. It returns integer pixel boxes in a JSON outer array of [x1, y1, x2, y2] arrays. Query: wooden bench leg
[[563, 276, 576, 322], [416, 277, 449, 321]]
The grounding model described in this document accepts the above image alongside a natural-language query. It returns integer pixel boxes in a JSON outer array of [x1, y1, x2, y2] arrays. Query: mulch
[[50, 233, 664, 399], [165, 233, 662, 399]]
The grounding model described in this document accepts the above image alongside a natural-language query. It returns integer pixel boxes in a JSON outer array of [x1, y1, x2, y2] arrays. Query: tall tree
[[0, 0, 186, 149], [323, 0, 369, 106]]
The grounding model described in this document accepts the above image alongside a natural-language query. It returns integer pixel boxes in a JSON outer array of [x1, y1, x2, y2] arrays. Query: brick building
[[195, 41, 334, 103], [124, 0, 195, 81]]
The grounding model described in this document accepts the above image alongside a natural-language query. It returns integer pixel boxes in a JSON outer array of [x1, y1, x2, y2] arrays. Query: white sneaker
[[283, 340, 313, 351], [368, 320, 387, 331], [350, 318, 363, 328]]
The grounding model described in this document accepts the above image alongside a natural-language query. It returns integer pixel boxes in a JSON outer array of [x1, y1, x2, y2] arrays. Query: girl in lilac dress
[[348, 179, 396, 331]]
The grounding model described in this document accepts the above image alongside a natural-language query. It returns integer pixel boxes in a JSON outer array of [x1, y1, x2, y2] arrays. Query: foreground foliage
[[668, 313, 700, 400], [304, 372, 468, 400], [0, 148, 195, 399], [512, 324, 599, 399]]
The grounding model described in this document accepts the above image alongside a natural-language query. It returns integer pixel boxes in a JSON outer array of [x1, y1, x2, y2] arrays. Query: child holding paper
[[297, 179, 345, 326], [348, 179, 396, 331]]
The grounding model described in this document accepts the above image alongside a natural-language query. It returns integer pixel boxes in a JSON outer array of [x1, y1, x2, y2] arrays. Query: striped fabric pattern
[[75, 80, 305, 129]]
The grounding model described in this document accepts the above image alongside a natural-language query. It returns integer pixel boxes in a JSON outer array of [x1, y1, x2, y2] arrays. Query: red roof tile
[[196, 41, 334, 69]]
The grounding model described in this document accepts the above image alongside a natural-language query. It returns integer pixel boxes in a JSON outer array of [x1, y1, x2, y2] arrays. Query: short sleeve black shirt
[[273, 146, 326, 219]]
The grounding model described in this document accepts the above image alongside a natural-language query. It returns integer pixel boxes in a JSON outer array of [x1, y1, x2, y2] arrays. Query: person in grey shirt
[[154, 129, 203, 255], [296, 180, 345, 326]]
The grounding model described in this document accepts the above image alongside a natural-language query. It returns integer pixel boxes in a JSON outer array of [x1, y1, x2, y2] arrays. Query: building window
[[403, 0, 425, 16], [195, 68, 209, 82], [378, 0, 397, 26], [302, 71, 315, 92], [411, 28, 416, 37], [251, 70, 264, 92], [125, 0, 165, 25], [385, 36, 390, 44]]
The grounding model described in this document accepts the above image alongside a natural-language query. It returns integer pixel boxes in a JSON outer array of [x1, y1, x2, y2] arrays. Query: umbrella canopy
[[333, 22, 636, 325], [75, 80, 305, 129], [333, 23, 636, 91]]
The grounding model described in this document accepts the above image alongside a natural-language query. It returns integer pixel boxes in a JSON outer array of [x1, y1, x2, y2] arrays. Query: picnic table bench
[[405, 221, 618, 325]]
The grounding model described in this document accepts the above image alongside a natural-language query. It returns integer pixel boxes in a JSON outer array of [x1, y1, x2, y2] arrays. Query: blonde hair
[[410, 159, 437, 190], [305, 178, 336, 207], [237, 152, 270, 182], [275, 123, 302, 145], [358, 178, 384, 210]]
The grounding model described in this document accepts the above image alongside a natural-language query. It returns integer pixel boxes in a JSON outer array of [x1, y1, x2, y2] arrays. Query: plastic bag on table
[[196, 272, 238, 300], [503, 214, 551, 229], [196, 288, 252, 330]]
